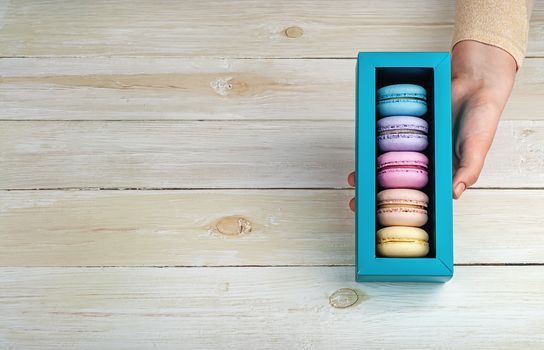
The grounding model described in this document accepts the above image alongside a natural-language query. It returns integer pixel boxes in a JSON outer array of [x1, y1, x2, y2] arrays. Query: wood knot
[[219, 282, 230, 292], [329, 288, 364, 309], [212, 216, 252, 236], [520, 128, 536, 138], [284, 26, 304, 38], [210, 77, 249, 96]]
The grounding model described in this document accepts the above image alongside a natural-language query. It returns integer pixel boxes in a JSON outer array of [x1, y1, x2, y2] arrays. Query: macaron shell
[[377, 241, 429, 258], [377, 226, 429, 242], [377, 189, 429, 205], [377, 99, 427, 117], [378, 133, 428, 152], [377, 207, 428, 227], [378, 167, 428, 189], [376, 84, 427, 101]]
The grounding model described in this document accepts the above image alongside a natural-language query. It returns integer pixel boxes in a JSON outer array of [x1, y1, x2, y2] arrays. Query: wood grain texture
[[0, 0, 542, 57], [1, 120, 543, 189], [1, 1, 543, 348], [0, 189, 543, 266], [1, 57, 542, 121], [1, 266, 543, 349]]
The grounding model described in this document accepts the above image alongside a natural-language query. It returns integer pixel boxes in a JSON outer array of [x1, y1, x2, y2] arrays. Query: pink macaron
[[377, 189, 429, 227], [377, 151, 429, 189]]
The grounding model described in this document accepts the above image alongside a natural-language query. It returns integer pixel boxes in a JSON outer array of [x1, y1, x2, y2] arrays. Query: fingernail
[[454, 182, 466, 199]]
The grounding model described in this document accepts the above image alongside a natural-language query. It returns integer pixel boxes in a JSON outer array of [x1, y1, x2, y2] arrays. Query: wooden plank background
[[1, 58, 542, 121], [0, 0, 543, 57], [2, 267, 543, 349], [0, 0, 543, 348], [1, 120, 542, 189], [1, 189, 543, 266]]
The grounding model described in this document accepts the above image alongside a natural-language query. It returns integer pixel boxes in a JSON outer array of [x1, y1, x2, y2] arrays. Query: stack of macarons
[[375, 84, 430, 258]]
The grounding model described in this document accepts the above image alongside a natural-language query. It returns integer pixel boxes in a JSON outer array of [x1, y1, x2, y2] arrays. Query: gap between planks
[[0, 56, 365, 59], [0, 119, 350, 122], [2, 55, 544, 60], [2, 187, 544, 191], [2, 263, 543, 268]]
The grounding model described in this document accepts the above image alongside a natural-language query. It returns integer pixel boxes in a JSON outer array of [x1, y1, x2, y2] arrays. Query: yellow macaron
[[376, 226, 429, 258]]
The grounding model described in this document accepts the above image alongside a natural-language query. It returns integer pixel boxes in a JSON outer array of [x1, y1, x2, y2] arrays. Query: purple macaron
[[377, 116, 428, 152]]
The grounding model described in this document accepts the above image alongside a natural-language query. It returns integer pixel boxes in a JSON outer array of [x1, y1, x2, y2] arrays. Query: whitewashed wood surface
[[1, 120, 543, 189], [1, 267, 544, 349], [1, 189, 543, 266], [0, 0, 542, 57], [0, 58, 542, 121], [0, 0, 543, 349]]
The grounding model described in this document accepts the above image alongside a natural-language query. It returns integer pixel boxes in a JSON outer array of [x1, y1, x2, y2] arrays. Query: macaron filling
[[377, 96, 426, 102], [378, 204, 426, 211], [378, 238, 428, 245], [379, 129, 426, 136], [378, 198, 428, 207], [379, 203, 425, 208], [378, 164, 428, 171]]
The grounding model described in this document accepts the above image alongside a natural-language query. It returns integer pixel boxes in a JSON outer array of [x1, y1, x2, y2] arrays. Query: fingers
[[451, 89, 502, 199], [452, 141, 487, 199], [451, 41, 517, 200], [452, 179, 466, 200], [347, 172, 355, 187], [347, 172, 355, 212]]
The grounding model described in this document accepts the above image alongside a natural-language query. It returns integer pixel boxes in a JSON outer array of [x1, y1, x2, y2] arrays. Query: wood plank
[[0, 189, 543, 266], [0, 189, 354, 267], [1, 266, 543, 349], [0, 57, 542, 121], [1, 120, 543, 189], [0, 0, 542, 57]]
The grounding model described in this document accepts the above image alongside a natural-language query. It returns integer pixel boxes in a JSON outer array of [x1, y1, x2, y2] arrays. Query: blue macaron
[[376, 84, 427, 117]]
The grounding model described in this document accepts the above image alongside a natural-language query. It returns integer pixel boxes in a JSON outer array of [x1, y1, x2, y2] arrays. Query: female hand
[[348, 40, 517, 210], [450, 40, 516, 198]]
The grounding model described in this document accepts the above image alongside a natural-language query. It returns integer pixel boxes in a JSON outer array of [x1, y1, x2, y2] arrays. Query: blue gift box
[[355, 52, 453, 282]]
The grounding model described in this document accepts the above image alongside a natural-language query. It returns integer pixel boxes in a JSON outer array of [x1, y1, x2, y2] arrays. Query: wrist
[[451, 40, 516, 104], [452, 40, 517, 84]]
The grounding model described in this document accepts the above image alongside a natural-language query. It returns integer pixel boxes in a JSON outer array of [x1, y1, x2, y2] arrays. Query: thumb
[[452, 143, 487, 199]]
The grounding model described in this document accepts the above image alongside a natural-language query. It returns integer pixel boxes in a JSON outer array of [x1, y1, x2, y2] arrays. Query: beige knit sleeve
[[452, 0, 533, 68]]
